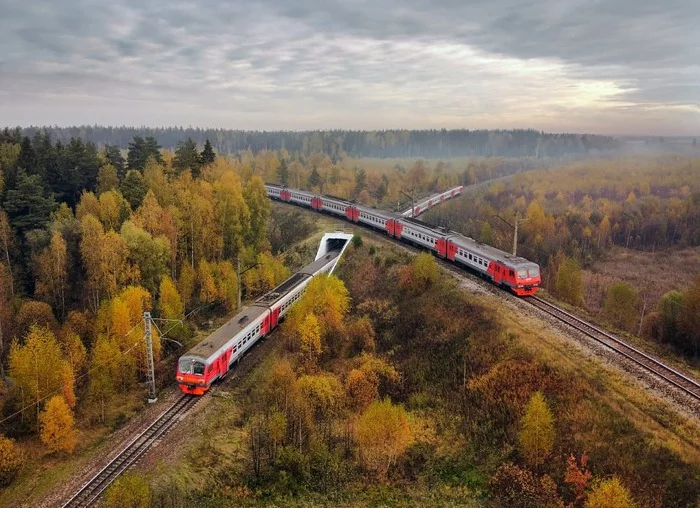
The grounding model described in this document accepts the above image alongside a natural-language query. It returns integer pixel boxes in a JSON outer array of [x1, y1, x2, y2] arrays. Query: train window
[[179, 359, 192, 374], [518, 268, 528, 278], [469, 254, 473, 260], [193, 361, 206, 375], [528, 267, 540, 278], [509, 270, 515, 277]]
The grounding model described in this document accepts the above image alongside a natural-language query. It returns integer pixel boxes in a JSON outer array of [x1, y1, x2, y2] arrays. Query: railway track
[[283, 202, 700, 405], [61, 394, 199, 508], [527, 296, 700, 402]]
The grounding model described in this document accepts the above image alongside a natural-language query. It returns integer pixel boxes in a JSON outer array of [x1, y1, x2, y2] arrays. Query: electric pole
[[400, 188, 415, 217], [144, 312, 157, 403], [494, 211, 528, 256]]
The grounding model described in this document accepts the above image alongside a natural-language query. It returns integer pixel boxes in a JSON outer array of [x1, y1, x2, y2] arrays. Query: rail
[[527, 296, 700, 402], [61, 395, 198, 507]]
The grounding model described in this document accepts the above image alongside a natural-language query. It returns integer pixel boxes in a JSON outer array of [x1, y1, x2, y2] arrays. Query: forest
[[0, 126, 698, 506], [7, 126, 620, 159], [105, 234, 698, 507], [424, 155, 700, 358]]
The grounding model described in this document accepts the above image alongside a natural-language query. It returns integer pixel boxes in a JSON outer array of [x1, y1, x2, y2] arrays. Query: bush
[[0, 435, 23, 487], [352, 234, 363, 248], [104, 472, 152, 508]]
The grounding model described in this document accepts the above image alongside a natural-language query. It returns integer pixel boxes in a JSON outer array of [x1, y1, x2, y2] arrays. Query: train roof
[[449, 234, 536, 267], [400, 216, 451, 235], [185, 305, 268, 360], [182, 249, 344, 361]]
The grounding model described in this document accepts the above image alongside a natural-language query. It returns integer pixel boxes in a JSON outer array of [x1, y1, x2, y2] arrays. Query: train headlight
[[177, 376, 183, 381]]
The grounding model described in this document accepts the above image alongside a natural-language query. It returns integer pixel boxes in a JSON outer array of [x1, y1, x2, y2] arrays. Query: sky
[[0, 0, 698, 135]]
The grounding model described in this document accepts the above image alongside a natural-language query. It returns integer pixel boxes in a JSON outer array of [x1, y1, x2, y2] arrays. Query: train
[[401, 186, 465, 218], [265, 183, 541, 297], [177, 232, 353, 395]]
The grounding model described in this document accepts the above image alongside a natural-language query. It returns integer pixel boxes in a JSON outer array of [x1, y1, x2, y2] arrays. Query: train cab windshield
[[517, 266, 540, 279], [179, 358, 206, 375]]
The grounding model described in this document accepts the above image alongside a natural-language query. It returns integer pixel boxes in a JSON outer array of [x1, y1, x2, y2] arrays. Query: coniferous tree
[[308, 166, 322, 189], [17, 137, 36, 174], [120, 170, 148, 209], [174, 138, 202, 177], [104, 145, 126, 180], [200, 139, 216, 166], [127, 136, 161, 171], [3, 170, 56, 234]]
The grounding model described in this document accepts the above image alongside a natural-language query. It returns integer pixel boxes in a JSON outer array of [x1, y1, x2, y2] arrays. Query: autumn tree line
[[135, 239, 697, 506], [0, 129, 293, 486], [426, 155, 700, 358], [11, 126, 621, 159]]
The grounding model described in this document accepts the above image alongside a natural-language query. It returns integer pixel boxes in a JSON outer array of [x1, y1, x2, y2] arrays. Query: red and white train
[[177, 232, 352, 395], [400, 186, 465, 218], [266, 183, 541, 297]]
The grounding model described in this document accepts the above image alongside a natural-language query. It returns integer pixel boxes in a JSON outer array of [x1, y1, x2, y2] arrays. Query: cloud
[[0, 0, 697, 134]]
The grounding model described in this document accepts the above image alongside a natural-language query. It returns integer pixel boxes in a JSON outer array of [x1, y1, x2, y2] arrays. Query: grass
[[495, 300, 700, 466]]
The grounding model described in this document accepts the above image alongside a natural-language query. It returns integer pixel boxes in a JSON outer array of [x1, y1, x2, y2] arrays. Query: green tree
[[0, 435, 23, 487], [308, 166, 322, 188], [174, 138, 202, 177], [658, 290, 683, 344], [104, 145, 126, 179], [555, 256, 583, 306], [585, 477, 635, 508], [604, 282, 638, 331], [3, 169, 56, 234], [120, 221, 170, 294], [519, 391, 555, 468], [120, 170, 148, 209], [127, 136, 161, 171], [104, 472, 152, 508], [200, 139, 216, 166]]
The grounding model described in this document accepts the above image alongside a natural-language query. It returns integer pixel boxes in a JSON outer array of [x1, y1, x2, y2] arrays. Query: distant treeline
[[7, 126, 620, 159]]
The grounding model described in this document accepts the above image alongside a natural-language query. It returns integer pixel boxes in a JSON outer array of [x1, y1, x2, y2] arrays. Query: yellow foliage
[[519, 391, 555, 467], [39, 395, 77, 454], [298, 313, 322, 366], [585, 477, 635, 508], [297, 373, 344, 420], [287, 274, 350, 341], [356, 398, 413, 479], [9, 326, 74, 424], [0, 435, 23, 487], [158, 275, 183, 320], [346, 369, 378, 411], [104, 472, 152, 508]]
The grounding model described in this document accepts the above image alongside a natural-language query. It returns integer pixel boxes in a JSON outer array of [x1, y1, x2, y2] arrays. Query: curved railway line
[[61, 395, 199, 508], [297, 201, 700, 406], [526, 296, 700, 402]]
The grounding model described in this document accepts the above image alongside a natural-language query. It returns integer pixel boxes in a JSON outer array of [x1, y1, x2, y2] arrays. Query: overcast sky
[[1, 0, 698, 135]]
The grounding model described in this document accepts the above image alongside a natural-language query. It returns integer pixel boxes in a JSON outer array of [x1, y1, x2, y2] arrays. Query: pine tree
[[120, 170, 148, 209], [3, 169, 56, 234], [173, 138, 201, 177], [104, 145, 126, 180], [308, 166, 322, 188], [200, 139, 216, 166], [39, 395, 78, 454]]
